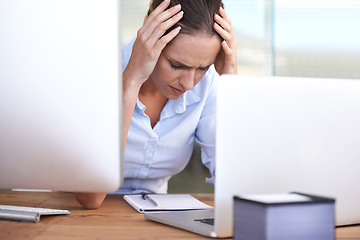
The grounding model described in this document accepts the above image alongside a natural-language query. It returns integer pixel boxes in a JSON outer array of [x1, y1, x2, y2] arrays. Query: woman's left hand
[[213, 7, 237, 75]]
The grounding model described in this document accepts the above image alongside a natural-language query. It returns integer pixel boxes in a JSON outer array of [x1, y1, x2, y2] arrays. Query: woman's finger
[[143, 15, 148, 25], [141, 0, 171, 31], [153, 26, 182, 53], [214, 13, 232, 34], [219, 7, 231, 24], [214, 21, 231, 41], [214, 8, 236, 50], [145, 10, 183, 49], [139, 3, 182, 42], [221, 40, 233, 56]]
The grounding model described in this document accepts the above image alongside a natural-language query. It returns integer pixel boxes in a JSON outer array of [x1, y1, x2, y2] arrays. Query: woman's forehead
[[164, 34, 221, 67]]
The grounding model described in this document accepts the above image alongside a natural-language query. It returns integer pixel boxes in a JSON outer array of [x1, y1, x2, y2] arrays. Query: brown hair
[[148, 0, 224, 37]]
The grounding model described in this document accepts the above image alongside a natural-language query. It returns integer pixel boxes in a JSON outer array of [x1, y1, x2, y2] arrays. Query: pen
[[141, 193, 158, 206]]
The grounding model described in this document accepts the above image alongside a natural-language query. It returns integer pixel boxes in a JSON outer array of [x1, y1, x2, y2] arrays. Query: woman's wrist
[[122, 67, 145, 92]]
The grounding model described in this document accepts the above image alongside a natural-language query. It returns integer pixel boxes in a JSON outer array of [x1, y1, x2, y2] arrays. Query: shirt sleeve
[[195, 67, 218, 185]]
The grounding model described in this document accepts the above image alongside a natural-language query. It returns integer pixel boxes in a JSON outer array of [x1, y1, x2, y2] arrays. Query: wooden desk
[[0, 190, 359, 240]]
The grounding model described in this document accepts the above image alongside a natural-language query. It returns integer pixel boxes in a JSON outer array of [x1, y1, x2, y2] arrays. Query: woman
[[75, 0, 237, 209]]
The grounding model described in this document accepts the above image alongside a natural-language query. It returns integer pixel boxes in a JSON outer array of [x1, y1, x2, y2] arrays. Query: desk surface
[[0, 190, 359, 240]]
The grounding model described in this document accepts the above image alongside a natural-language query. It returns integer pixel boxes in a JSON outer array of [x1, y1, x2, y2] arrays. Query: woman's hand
[[213, 7, 237, 75], [123, 0, 183, 88]]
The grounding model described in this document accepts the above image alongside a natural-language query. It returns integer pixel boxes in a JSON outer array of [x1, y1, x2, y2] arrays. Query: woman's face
[[149, 33, 221, 99]]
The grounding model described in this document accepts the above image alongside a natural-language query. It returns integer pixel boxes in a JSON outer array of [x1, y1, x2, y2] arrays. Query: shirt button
[[150, 141, 156, 147], [145, 164, 150, 168]]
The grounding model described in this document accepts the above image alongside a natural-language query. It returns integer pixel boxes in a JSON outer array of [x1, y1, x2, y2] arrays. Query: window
[[121, 0, 148, 44], [226, 0, 360, 78]]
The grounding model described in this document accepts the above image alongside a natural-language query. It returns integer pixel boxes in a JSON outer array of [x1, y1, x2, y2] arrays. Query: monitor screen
[[0, 0, 123, 192]]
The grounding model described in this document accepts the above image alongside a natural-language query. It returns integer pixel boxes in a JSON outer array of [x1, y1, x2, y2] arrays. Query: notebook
[[124, 194, 212, 213], [145, 75, 360, 238]]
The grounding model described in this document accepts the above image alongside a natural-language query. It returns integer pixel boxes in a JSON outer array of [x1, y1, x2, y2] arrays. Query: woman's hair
[[148, 0, 224, 37]]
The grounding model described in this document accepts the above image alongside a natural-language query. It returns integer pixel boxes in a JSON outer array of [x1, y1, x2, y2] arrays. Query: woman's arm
[[122, 0, 183, 148], [74, 192, 107, 209], [74, 0, 183, 209]]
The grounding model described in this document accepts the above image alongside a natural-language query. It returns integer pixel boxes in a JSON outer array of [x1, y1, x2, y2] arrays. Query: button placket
[[142, 138, 158, 175]]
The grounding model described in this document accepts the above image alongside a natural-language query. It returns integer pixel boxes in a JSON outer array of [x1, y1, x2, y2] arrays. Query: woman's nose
[[179, 69, 196, 90]]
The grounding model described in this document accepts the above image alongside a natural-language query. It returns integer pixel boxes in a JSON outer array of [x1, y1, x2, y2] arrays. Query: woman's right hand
[[123, 0, 183, 88]]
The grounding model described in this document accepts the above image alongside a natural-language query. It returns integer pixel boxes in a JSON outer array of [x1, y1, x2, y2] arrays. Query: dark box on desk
[[233, 192, 335, 240]]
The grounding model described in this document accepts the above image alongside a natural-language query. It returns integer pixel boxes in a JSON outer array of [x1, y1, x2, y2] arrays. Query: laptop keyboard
[[194, 218, 215, 226]]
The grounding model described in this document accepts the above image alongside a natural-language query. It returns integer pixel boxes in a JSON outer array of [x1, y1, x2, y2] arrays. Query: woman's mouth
[[170, 86, 186, 95]]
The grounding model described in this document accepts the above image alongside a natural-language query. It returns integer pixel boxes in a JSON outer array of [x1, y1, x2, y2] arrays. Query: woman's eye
[[170, 64, 182, 70], [199, 66, 210, 71]]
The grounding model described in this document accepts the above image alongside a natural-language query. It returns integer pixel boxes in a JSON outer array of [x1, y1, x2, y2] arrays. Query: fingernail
[[177, 11, 184, 17], [175, 4, 181, 10]]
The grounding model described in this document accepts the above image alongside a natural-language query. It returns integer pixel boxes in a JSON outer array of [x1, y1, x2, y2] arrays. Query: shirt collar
[[136, 97, 146, 112], [161, 89, 201, 120], [135, 88, 202, 119]]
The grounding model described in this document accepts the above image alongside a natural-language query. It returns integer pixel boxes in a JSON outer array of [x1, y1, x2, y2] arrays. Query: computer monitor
[[0, 0, 123, 192]]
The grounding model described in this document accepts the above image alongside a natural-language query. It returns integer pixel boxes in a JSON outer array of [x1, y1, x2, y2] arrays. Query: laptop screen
[[215, 75, 360, 236]]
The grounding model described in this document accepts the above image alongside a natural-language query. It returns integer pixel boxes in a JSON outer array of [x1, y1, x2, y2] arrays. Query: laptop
[[145, 75, 360, 238]]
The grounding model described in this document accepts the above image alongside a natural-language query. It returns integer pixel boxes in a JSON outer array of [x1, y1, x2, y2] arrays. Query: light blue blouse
[[115, 39, 217, 194]]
